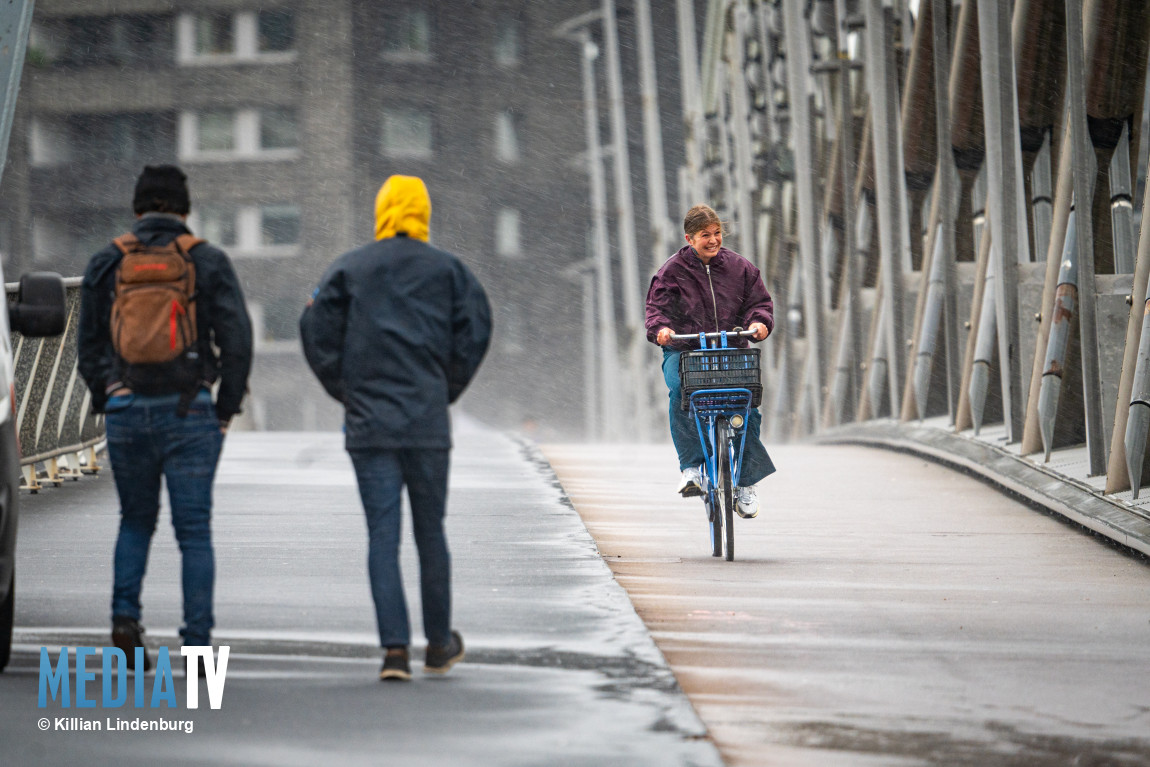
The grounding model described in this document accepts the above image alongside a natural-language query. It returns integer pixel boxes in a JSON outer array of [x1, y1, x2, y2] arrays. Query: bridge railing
[[8, 278, 104, 491]]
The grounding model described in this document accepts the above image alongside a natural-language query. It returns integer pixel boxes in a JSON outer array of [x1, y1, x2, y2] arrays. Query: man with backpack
[[78, 165, 253, 671]]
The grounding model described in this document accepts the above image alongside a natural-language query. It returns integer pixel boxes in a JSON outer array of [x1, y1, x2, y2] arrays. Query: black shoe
[[424, 631, 464, 674], [379, 647, 412, 681], [111, 616, 152, 674], [186, 654, 209, 681]]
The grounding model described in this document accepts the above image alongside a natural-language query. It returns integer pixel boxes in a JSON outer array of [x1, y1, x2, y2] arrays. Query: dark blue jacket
[[299, 235, 492, 450], [78, 214, 253, 421]]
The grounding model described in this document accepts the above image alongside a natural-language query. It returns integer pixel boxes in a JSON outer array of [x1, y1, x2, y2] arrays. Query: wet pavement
[[542, 442, 1150, 767], [1, 420, 720, 767]]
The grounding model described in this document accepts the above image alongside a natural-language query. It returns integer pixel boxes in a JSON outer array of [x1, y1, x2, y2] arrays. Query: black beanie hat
[[132, 165, 190, 216]]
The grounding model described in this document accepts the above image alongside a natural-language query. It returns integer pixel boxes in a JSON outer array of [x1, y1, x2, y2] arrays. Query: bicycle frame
[[690, 388, 753, 495], [684, 330, 754, 510]]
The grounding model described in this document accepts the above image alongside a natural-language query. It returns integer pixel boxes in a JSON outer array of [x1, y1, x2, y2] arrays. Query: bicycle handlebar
[[669, 329, 759, 342]]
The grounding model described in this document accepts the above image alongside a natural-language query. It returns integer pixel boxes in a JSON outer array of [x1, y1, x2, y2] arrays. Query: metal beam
[[1063, 0, 1106, 474], [976, 0, 1030, 442], [601, 0, 651, 438], [932, 0, 960, 424], [782, 0, 825, 407], [676, 0, 706, 204], [729, 2, 760, 269], [862, 0, 905, 417], [635, 0, 673, 270], [578, 33, 623, 442], [0, 0, 34, 191], [837, 0, 861, 419]]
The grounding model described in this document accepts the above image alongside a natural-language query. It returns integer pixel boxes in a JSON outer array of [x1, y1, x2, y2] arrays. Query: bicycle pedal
[[680, 484, 704, 498]]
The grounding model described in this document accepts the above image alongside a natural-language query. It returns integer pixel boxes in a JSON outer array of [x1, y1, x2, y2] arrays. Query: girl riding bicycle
[[645, 204, 776, 517]]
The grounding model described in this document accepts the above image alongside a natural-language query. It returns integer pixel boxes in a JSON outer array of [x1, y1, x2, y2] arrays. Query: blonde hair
[[683, 204, 724, 237]]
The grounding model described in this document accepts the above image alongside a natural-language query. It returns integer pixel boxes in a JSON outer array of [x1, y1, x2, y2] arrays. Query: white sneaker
[[677, 467, 703, 497], [735, 485, 759, 518]]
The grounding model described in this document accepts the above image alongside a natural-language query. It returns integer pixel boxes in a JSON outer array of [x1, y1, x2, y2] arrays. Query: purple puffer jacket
[[645, 245, 774, 350]]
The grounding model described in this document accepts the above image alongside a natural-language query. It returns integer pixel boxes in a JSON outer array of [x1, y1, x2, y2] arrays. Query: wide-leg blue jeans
[[663, 348, 776, 486], [105, 390, 223, 647], [348, 448, 452, 648]]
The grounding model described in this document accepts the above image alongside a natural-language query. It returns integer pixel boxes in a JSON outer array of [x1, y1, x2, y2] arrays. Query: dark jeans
[[663, 348, 776, 486], [105, 390, 223, 646], [348, 448, 452, 648]]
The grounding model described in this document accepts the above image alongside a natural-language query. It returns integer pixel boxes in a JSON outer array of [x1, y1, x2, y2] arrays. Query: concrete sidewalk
[[542, 441, 1150, 767], [2, 421, 721, 767]]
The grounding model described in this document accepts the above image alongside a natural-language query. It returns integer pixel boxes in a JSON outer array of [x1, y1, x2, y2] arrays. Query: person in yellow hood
[[301, 175, 492, 681], [374, 174, 431, 242]]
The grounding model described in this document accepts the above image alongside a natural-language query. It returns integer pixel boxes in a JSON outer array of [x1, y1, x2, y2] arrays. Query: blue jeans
[[663, 349, 776, 486], [348, 448, 452, 648], [105, 390, 223, 646]]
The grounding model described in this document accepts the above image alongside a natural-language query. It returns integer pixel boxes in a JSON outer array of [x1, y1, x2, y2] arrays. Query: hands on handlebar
[[658, 323, 769, 346]]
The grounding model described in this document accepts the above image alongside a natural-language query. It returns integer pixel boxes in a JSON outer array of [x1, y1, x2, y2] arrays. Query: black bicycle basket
[[678, 347, 762, 410]]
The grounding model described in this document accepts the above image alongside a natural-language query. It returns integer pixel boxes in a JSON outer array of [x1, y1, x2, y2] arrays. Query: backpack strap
[[174, 234, 205, 254], [112, 233, 204, 256], [112, 233, 140, 255]]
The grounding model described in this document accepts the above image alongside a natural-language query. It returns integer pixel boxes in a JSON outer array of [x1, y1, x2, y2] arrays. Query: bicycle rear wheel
[[716, 420, 735, 561]]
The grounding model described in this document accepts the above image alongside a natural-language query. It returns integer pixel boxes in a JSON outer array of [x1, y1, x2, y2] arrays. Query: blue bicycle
[[671, 329, 762, 561]]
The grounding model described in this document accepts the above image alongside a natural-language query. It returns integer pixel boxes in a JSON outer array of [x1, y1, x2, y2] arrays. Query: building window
[[32, 217, 73, 265], [499, 304, 525, 354], [193, 12, 233, 56], [31, 113, 176, 167], [494, 18, 520, 67], [178, 11, 296, 64], [79, 113, 176, 165], [383, 9, 431, 59], [29, 119, 73, 167], [259, 108, 299, 151], [188, 204, 301, 257], [180, 108, 299, 161], [381, 109, 432, 159], [258, 10, 295, 53], [32, 16, 173, 67], [196, 205, 238, 247], [195, 109, 236, 153], [496, 208, 521, 258], [33, 211, 132, 268], [260, 205, 301, 246], [495, 111, 521, 163]]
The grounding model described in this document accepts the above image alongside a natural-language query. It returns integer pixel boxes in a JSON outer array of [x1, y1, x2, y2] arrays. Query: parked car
[[0, 271, 66, 672]]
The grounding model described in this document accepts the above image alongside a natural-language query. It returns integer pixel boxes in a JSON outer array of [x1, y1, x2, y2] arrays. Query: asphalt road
[[543, 442, 1150, 767], [1, 419, 720, 767]]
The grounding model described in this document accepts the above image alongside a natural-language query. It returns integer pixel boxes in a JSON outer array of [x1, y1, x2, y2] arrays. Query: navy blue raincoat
[[299, 179, 491, 450]]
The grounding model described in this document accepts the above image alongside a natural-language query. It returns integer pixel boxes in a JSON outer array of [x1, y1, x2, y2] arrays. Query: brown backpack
[[110, 232, 205, 391]]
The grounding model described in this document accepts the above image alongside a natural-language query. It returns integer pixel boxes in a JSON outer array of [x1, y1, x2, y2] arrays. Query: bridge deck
[[542, 442, 1150, 766], [4, 424, 718, 767], [6, 425, 1149, 765]]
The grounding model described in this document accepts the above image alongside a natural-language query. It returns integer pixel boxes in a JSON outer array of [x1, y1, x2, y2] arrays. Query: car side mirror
[[8, 271, 66, 337]]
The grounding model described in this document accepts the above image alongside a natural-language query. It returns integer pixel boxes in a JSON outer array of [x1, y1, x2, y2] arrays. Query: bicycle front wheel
[[707, 484, 722, 557], [716, 420, 735, 561]]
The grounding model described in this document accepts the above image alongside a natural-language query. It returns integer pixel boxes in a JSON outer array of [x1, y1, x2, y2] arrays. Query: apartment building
[[1, 0, 684, 436]]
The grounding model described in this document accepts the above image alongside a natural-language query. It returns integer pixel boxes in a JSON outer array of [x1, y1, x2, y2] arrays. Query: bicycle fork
[[693, 410, 752, 494]]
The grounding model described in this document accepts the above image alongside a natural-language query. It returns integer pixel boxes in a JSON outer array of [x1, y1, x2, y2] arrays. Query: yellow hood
[[374, 175, 431, 242]]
